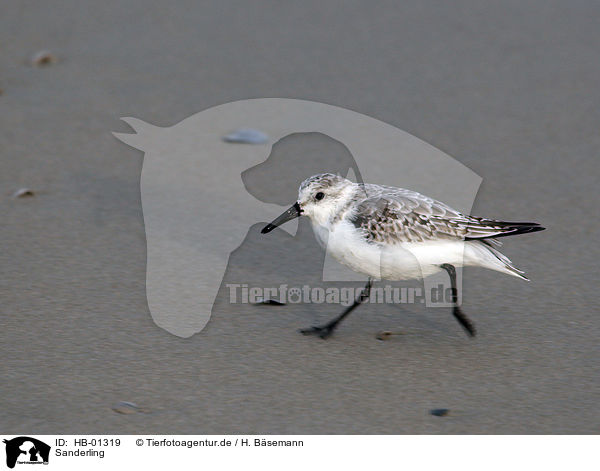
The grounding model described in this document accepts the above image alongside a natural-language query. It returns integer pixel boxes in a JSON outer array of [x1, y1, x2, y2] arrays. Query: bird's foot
[[453, 306, 476, 337], [299, 323, 337, 339]]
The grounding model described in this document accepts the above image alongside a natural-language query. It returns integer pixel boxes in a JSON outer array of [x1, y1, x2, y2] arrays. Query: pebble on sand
[[111, 401, 149, 415], [376, 331, 404, 341], [430, 408, 450, 417], [12, 188, 35, 198], [222, 128, 269, 144], [31, 50, 58, 67]]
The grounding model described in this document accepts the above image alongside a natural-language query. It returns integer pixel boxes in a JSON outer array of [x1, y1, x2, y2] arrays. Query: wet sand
[[1, 1, 599, 433]]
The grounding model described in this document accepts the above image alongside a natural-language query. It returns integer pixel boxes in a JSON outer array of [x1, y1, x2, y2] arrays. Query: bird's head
[[261, 173, 354, 233]]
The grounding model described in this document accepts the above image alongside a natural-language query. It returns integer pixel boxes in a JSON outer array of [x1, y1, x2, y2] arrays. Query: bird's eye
[[315, 192, 325, 201]]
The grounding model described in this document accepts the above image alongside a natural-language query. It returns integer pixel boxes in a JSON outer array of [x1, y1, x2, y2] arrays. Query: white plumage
[[293, 173, 541, 282], [261, 173, 545, 338]]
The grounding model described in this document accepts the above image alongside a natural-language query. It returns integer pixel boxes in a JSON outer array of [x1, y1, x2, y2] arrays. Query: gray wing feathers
[[349, 184, 541, 244]]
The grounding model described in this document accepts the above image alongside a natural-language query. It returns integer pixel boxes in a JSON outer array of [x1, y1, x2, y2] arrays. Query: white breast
[[311, 219, 474, 281]]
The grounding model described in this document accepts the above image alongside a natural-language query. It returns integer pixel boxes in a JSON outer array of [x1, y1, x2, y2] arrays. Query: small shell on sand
[[31, 50, 58, 67], [111, 401, 149, 415], [12, 188, 35, 198], [223, 128, 268, 144]]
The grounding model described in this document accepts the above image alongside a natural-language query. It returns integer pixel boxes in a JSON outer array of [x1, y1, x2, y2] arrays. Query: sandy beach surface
[[2, 1, 599, 434]]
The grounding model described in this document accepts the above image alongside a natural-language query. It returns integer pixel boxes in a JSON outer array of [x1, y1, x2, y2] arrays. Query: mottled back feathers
[[346, 184, 543, 245]]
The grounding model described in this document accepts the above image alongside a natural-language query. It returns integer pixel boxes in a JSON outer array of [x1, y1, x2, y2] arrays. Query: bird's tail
[[466, 239, 530, 280]]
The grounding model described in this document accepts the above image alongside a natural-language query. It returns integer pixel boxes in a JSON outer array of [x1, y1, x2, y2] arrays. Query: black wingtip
[[523, 225, 546, 234], [466, 221, 546, 240], [499, 223, 546, 238]]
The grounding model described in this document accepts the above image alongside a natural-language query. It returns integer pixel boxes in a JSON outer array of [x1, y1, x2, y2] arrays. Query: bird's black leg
[[300, 278, 373, 339], [440, 264, 476, 337]]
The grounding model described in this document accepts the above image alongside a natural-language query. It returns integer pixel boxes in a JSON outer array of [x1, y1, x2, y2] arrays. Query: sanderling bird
[[261, 173, 545, 339]]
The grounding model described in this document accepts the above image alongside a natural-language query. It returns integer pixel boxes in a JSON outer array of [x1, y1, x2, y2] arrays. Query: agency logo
[[3, 437, 50, 468]]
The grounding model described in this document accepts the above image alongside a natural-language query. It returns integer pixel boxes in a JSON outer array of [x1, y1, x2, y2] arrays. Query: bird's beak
[[261, 202, 303, 234]]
